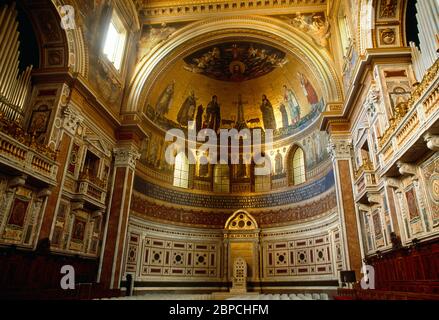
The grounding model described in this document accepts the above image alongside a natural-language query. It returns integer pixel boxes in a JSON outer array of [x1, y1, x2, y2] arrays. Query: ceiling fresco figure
[[205, 95, 221, 133], [260, 94, 277, 130], [177, 90, 198, 126], [155, 81, 175, 117], [298, 72, 319, 107], [279, 103, 289, 128], [234, 94, 249, 130], [195, 105, 204, 133], [283, 85, 301, 125]]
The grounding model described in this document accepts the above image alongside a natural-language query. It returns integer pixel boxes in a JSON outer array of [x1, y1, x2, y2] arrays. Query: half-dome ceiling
[[144, 40, 324, 138], [183, 42, 288, 82]]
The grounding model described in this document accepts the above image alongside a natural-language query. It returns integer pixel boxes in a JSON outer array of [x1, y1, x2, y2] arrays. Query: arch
[[225, 210, 258, 230], [125, 15, 343, 114]]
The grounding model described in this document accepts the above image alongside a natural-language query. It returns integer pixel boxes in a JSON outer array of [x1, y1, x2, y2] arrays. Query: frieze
[[130, 189, 337, 228], [133, 169, 335, 210]]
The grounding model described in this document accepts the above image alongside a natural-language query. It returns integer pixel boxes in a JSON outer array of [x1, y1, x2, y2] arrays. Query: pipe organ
[[0, 2, 33, 123], [410, 0, 439, 82]]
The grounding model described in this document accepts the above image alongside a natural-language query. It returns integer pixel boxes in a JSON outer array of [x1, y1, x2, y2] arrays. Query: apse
[[143, 41, 325, 138]]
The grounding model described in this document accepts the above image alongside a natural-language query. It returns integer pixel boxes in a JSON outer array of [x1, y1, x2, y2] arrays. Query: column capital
[[424, 133, 439, 151], [328, 138, 352, 160], [62, 104, 84, 136], [113, 144, 140, 169]]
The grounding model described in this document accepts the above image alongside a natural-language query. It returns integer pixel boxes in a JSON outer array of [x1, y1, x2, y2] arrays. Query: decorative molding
[[385, 177, 402, 189], [397, 161, 417, 176], [424, 133, 439, 152], [139, 0, 327, 23], [328, 138, 352, 160], [62, 105, 84, 136], [8, 175, 27, 188]]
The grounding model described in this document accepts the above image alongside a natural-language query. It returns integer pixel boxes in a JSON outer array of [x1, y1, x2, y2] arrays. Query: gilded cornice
[[140, 0, 327, 24]]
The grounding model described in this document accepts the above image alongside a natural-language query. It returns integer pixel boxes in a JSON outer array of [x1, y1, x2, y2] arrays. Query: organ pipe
[[0, 2, 33, 123], [411, 0, 439, 81]]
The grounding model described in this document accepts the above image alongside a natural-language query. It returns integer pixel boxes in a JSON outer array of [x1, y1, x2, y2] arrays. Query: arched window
[[290, 147, 306, 186], [173, 152, 189, 188], [214, 164, 230, 193]]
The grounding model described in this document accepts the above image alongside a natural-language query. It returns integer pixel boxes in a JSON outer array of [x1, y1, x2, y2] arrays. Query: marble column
[[98, 142, 140, 289], [328, 137, 363, 281]]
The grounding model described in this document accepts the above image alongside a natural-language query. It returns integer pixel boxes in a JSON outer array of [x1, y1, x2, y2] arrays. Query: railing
[[378, 59, 439, 169], [77, 172, 107, 205], [0, 115, 58, 183], [354, 170, 377, 199], [353, 159, 377, 200]]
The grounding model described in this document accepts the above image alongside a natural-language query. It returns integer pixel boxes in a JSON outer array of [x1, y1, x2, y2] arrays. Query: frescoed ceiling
[[183, 42, 288, 82]]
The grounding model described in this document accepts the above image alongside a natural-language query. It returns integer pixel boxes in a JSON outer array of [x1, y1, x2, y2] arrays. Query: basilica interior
[[0, 0, 438, 301]]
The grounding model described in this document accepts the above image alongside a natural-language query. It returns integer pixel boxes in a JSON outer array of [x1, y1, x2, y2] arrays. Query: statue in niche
[[260, 94, 277, 130], [275, 150, 284, 175], [177, 90, 198, 126], [279, 104, 289, 128], [205, 95, 221, 133], [155, 81, 175, 117], [298, 72, 319, 107], [283, 85, 301, 125], [195, 105, 204, 133]]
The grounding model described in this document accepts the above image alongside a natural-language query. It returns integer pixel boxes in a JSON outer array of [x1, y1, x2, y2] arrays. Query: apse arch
[[126, 15, 343, 115]]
